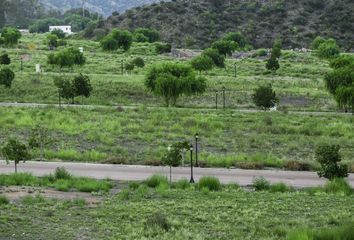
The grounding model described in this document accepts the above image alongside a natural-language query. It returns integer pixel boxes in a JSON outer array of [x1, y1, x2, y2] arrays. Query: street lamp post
[[222, 86, 226, 109], [189, 144, 194, 183], [215, 91, 218, 110], [195, 133, 199, 167]]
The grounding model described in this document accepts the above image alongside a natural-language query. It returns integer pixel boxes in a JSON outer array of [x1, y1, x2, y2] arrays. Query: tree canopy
[[145, 63, 207, 106]]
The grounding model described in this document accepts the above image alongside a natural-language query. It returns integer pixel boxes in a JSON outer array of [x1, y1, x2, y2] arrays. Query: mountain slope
[[102, 0, 354, 50], [39, 0, 166, 17]]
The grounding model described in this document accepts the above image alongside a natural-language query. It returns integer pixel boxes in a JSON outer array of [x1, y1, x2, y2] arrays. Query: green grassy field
[[0, 106, 353, 169], [0, 183, 353, 240], [0, 34, 338, 111]]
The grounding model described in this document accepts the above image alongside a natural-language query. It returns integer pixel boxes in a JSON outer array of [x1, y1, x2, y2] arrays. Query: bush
[[270, 183, 291, 193], [0, 53, 11, 65], [315, 144, 348, 180], [253, 177, 270, 191], [318, 40, 340, 59], [54, 167, 72, 180], [155, 42, 171, 54], [324, 178, 352, 196], [0, 195, 9, 205], [329, 55, 354, 69], [175, 178, 190, 190], [257, 48, 268, 57], [132, 57, 145, 68], [252, 84, 278, 110], [144, 174, 168, 188], [202, 48, 225, 68], [145, 212, 171, 231], [197, 176, 221, 191], [0, 68, 15, 88], [311, 36, 326, 50], [286, 223, 354, 240]]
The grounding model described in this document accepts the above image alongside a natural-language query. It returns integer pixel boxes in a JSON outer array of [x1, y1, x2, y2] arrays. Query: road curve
[[1, 161, 353, 188]]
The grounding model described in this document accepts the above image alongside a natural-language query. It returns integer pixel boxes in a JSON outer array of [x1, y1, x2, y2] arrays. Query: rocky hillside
[[39, 0, 166, 17], [102, 0, 354, 50]]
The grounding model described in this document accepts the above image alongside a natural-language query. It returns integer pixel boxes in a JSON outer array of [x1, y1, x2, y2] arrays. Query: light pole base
[[190, 178, 195, 183]]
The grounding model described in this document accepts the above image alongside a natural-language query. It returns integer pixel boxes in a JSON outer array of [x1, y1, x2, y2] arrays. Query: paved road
[[1, 161, 353, 188], [0, 102, 351, 116]]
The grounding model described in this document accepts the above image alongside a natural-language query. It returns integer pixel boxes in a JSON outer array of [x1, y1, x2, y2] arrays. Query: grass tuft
[[144, 174, 168, 188], [253, 177, 271, 191], [197, 176, 221, 191]]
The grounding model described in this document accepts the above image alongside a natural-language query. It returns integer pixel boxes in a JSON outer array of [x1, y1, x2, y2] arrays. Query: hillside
[[39, 0, 166, 17], [102, 0, 354, 50]]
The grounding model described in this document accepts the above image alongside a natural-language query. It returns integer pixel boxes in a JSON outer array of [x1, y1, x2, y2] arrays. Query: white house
[[49, 26, 72, 34]]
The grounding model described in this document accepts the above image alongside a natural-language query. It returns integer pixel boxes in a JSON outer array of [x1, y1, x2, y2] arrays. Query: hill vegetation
[[101, 0, 354, 50]]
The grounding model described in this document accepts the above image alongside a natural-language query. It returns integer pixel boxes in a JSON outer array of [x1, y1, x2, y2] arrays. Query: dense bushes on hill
[[101, 0, 354, 50]]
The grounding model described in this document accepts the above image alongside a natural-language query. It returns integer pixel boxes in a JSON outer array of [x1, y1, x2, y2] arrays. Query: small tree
[[315, 144, 348, 180], [146, 63, 207, 106], [252, 84, 278, 110], [329, 55, 354, 69], [111, 29, 133, 51], [318, 40, 340, 59], [324, 66, 354, 95], [29, 125, 53, 161], [211, 40, 238, 56], [190, 55, 214, 75], [0, 53, 11, 65], [0, 68, 15, 88], [271, 38, 282, 59], [100, 35, 118, 51], [202, 48, 225, 68], [51, 29, 65, 39], [46, 34, 58, 48], [1, 27, 21, 47], [72, 74, 92, 103], [1, 138, 30, 173], [134, 28, 160, 43], [311, 36, 326, 50], [162, 141, 189, 184], [48, 47, 86, 69], [266, 55, 280, 74], [132, 57, 145, 68], [335, 85, 354, 113], [125, 62, 135, 74], [223, 31, 247, 49], [54, 76, 75, 106]]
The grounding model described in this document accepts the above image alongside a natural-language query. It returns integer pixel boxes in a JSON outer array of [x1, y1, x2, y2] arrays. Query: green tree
[[311, 36, 326, 50], [318, 40, 340, 59], [100, 35, 118, 51], [202, 48, 225, 68], [111, 29, 133, 51], [335, 84, 354, 113], [133, 32, 148, 42], [0, 68, 15, 88], [190, 55, 214, 75], [266, 55, 280, 73], [329, 55, 354, 69], [29, 125, 53, 161], [125, 62, 135, 73], [211, 40, 238, 56], [223, 31, 247, 48], [1, 27, 21, 47], [134, 28, 160, 43], [1, 138, 30, 173], [0, 53, 11, 65], [132, 57, 145, 68], [46, 34, 58, 48], [145, 63, 207, 106], [315, 144, 348, 180], [48, 47, 86, 68], [51, 29, 66, 39], [252, 84, 278, 110], [54, 76, 75, 105], [324, 66, 354, 95], [72, 74, 92, 102], [271, 38, 282, 59]]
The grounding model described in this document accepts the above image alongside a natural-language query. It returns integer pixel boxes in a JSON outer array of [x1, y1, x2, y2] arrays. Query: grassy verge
[[0, 169, 113, 193], [0, 177, 353, 239], [0, 106, 353, 169]]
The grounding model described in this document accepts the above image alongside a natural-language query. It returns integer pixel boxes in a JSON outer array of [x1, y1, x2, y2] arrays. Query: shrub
[[145, 212, 171, 231], [253, 177, 270, 191], [211, 40, 238, 56], [315, 144, 348, 180], [252, 84, 278, 110], [0, 195, 9, 205], [329, 55, 354, 69], [257, 48, 268, 57], [54, 167, 72, 180], [318, 40, 340, 59], [270, 183, 291, 193], [202, 48, 225, 68], [132, 57, 145, 68], [190, 55, 214, 74], [324, 178, 352, 196], [0, 68, 15, 88], [128, 182, 140, 190], [155, 42, 171, 54], [197, 176, 221, 191], [144, 174, 168, 188], [0, 53, 11, 65], [311, 36, 326, 50], [175, 178, 190, 190]]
